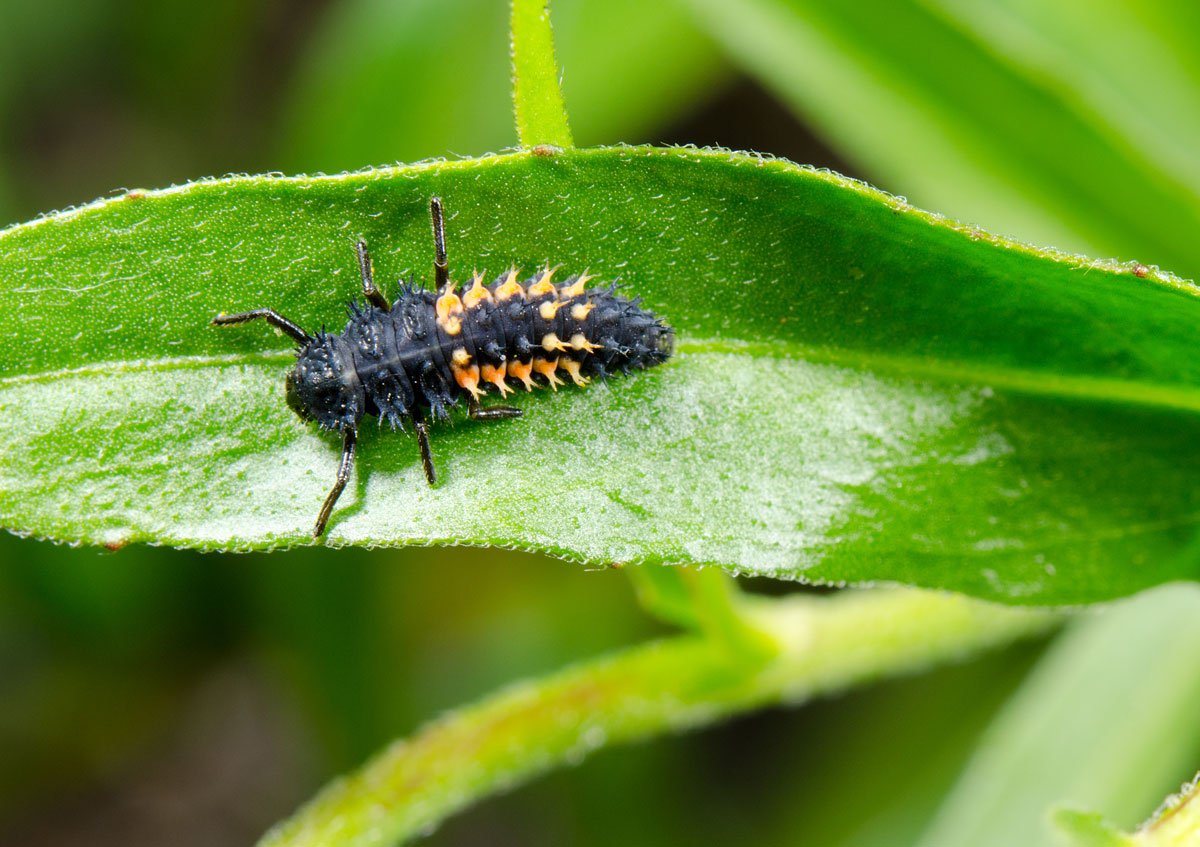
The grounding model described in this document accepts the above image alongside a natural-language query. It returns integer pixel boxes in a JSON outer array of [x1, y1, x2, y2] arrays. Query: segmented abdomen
[[343, 269, 673, 427]]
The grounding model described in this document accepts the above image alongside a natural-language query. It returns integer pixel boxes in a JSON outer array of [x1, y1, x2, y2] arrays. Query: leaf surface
[[681, 0, 1200, 279], [2, 146, 1199, 603]]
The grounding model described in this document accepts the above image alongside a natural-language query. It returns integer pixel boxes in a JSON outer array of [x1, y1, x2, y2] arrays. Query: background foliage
[[1, 1, 1198, 845]]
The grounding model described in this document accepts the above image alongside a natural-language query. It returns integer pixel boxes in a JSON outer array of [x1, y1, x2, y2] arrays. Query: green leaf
[[258, 589, 1056, 847], [681, 0, 1200, 281], [1056, 774, 1200, 847], [916, 586, 1200, 847], [3, 147, 1200, 604], [1135, 776, 1200, 847], [510, 0, 573, 147], [276, 0, 728, 172]]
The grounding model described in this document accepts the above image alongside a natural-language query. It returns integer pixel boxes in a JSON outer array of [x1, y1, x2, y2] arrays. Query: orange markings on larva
[[570, 302, 594, 321], [541, 332, 569, 352], [463, 272, 492, 308], [569, 333, 601, 353], [436, 287, 464, 335], [539, 300, 565, 321], [559, 358, 590, 387], [506, 359, 535, 391], [532, 357, 564, 389], [559, 272, 591, 299], [527, 267, 558, 297], [481, 363, 511, 396], [436, 294, 462, 319], [494, 268, 525, 301], [453, 364, 483, 399], [451, 347, 471, 366]]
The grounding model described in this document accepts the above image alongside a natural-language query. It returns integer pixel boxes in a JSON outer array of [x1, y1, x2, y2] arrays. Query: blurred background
[[2, 1, 1199, 845]]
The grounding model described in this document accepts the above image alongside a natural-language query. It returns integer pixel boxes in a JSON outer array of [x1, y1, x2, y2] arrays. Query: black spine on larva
[[456, 272, 674, 385], [582, 286, 674, 375], [288, 272, 673, 430]]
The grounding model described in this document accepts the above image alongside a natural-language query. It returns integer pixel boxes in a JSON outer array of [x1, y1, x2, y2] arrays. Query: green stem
[[626, 564, 778, 661], [259, 589, 1058, 847], [510, 0, 574, 147]]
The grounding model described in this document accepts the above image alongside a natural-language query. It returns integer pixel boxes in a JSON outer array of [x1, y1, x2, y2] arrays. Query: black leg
[[357, 240, 390, 311], [468, 396, 522, 420], [212, 309, 311, 345], [413, 417, 437, 485], [313, 427, 357, 538], [430, 196, 449, 291]]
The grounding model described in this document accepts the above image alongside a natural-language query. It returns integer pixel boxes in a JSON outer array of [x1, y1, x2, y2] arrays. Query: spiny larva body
[[213, 197, 674, 537]]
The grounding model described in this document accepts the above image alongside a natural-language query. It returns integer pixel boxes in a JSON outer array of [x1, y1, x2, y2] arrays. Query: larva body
[[292, 269, 673, 433], [214, 197, 673, 537]]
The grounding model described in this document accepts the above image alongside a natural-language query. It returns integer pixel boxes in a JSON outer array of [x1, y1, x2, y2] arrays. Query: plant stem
[[259, 589, 1058, 847], [510, 0, 574, 147]]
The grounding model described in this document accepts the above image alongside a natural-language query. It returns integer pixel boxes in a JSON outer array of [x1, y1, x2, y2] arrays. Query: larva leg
[[313, 427, 357, 538], [412, 414, 437, 485], [430, 196, 449, 291], [212, 309, 311, 345], [356, 240, 390, 311], [467, 396, 522, 421]]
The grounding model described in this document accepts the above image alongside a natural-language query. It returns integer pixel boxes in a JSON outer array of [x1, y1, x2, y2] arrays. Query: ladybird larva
[[213, 197, 674, 537]]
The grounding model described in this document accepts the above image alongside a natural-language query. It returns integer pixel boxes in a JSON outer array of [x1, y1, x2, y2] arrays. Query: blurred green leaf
[[277, 0, 512, 172], [260, 589, 1054, 847], [1056, 776, 1200, 847], [1135, 777, 1200, 846], [552, 0, 730, 145], [681, 0, 1200, 280], [915, 585, 1200, 847], [924, 0, 1200, 207], [277, 0, 727, 171], [3, 148, 1200, 604]]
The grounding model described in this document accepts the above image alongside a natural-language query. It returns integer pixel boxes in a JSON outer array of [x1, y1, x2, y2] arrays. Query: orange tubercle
[[494, 268, 525, 301], [463, 272, 492, 308], [532, 357, 564, 389], [481, 363, 511, 397], [560, 358, 590, 387], [527, 267, 558, 297], [436, 289, 464, 335], [506, 359, 535, 391], [559, 272, 591, 298], [569, 333, 601, 353], [453, 364, 483, 399]]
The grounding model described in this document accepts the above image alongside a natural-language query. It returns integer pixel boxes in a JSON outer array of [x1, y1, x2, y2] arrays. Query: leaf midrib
[[7, 338, 1200, 418]]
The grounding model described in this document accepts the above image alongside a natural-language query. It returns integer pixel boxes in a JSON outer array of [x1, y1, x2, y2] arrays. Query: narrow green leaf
[[3, 147, 1200, 604], [510, 0, 573, 147], [278, 0, 726, 171], [551, 0, 730, 145], [923, 0, 1200, 208], [258, 589, 1055, 847], [1056, 775, 1200, 847], [916, 586, 1200, 847], [1135, 777, 1200, 846], [681, 0, 1200, 280]]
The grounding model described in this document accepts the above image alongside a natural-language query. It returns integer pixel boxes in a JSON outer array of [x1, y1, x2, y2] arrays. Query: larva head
[[285, 334, 364, 429], [649, 321, 675, 362]]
